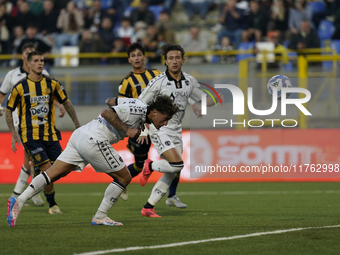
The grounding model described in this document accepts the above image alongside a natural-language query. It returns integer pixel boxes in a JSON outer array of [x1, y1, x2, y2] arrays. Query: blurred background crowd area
[[0, 0, 339, 67]]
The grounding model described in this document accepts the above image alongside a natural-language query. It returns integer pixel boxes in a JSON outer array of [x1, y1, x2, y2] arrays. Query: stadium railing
[[1, 47, 339, 130]]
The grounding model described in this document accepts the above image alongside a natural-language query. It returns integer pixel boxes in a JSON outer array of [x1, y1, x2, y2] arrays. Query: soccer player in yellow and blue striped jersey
[[6, 51, 80, 214], [118, 63, 161, 98], [0, 43, 66, 206]]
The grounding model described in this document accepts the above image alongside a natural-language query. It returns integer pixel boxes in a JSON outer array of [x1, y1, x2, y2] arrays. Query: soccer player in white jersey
[[118, 42, 201, 208], [7, 95, 179, 227], [138, 44, 224, 217], [0, 43, 65, 206]]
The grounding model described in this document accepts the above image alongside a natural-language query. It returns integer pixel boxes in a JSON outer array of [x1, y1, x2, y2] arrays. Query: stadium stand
[[318, 19, 335, 40]]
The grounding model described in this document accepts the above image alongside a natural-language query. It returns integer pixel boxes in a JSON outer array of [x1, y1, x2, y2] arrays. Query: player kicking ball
[[7, 95, 178, 227]]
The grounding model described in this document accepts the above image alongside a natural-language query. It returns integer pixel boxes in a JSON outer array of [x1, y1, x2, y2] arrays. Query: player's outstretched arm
[[101, 108, 140, 139], [63, 100, 81, 129], [5, 110, 20, 152], [105, 97, 117, 107], [54, 100, 66, 118]]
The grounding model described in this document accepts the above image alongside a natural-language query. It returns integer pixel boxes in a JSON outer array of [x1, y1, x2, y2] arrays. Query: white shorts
[[149, 125, 183, 156], [58, 128, 126, 173]]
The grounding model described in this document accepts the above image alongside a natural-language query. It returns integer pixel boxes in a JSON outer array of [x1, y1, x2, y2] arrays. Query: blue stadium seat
[[211, 55, 219, 63], [148, 5, 165, 20], [123, 6, 136, 17], [236, 42, 255, 62], [318, 20, 335, 40], [309, 1, 326, 14]]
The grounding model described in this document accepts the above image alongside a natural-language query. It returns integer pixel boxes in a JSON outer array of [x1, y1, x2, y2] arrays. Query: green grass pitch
[[1, 182, 340, 255]]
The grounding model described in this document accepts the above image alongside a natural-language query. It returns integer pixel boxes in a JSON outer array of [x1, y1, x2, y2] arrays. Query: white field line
[[74, 225, 340, 255], [1, 190, 340, 197]]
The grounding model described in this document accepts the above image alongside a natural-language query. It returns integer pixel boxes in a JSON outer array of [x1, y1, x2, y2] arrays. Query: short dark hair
[[121, 17, 131, 23], [27, 24, 38, 30], [160, 10, 170, 16], [161, 44, 185, 60], [148, 95, 179, 117], [27, 51, 43, 62], [21, 42, 36, 53], [127, 42, 145, 57]]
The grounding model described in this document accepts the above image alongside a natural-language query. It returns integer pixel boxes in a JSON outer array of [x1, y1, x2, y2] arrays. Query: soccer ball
[[267, 75, 293, 99]]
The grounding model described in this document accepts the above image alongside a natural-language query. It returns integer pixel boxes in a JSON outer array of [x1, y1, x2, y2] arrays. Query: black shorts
[[23, 140, 63, 167], [127, 136, 151, 157]]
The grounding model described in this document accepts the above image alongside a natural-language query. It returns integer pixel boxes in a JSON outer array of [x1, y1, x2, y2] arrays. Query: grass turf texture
[[1, 182, 340, 255]]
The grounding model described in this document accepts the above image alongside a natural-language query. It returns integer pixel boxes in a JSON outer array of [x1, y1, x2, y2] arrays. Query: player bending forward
[[7, 95, 178, 227]]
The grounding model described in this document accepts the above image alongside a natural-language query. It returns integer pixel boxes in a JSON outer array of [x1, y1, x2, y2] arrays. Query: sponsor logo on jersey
[[24, 92, 35, 97], [30, 103, 49, 117], [185, 80, 189, 86], [134, 82, 144, 87], [170, 91, 190, 98], [32, 119, 48, 125], [30, 95, 50, 103], [166, 82, 172, 86], [165, 141, 171, 146], [118, 107, 128, 113]]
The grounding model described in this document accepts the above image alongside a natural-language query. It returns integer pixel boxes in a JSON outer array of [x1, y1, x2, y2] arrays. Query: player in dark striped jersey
[[118, 42, 201, 208], [6, 51, 80, 214], [0, 43, 66, 206]]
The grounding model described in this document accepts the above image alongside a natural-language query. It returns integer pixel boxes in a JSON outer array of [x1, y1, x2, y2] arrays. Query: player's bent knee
[[121, 174, 132, 186], [111, 167, 131, 186], [47, 160, 77, 182]]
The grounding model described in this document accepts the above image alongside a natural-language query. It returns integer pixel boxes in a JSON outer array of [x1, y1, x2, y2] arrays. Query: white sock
[[94, 181, 125, 219], [151, 159, 184, 173], [12, 165, 30, 197], [148, 173, 176, 206], [17, 173, 50, 209]]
